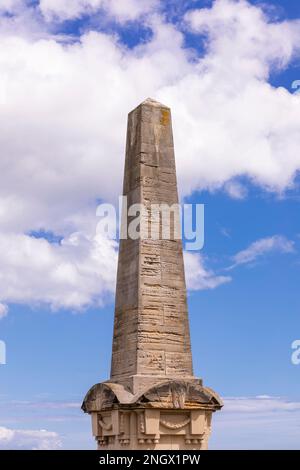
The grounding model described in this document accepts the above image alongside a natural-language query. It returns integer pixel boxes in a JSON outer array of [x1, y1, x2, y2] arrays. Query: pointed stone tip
[[140, 97, 169, 108], [128, 98, 170, 116]]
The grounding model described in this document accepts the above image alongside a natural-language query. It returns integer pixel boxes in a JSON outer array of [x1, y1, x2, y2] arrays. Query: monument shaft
[[111, 99, 193, 390], [82, 99, 222, 450]]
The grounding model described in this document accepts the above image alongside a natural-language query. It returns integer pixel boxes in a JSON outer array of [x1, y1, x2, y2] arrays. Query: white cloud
[[170, 0, 300, 195], [0, 232, 117, 310], [0, 1, 299, 312], [39, 0, 102, 22], [0, 426, 61, 450], [224, 180, 248, 199], [31, 401, 81, 410], [210, 396, 300, 449], [106, 0, 158, 22], [0, 0, 23, 13], [0, 399, 92, 449], [39, 0, 158, 22], [184, 252, 231, 290], [0, 303, 8, 319], [184, 235, 295, 289], [0, 399, 81, 409], [230, 235, 295, 268], [0, 2, 45, 40], [223, 395, 300, 413]]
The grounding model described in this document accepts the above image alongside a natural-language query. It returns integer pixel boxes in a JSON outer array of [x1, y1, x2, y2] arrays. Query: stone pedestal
[[82, 380, 221, 450]]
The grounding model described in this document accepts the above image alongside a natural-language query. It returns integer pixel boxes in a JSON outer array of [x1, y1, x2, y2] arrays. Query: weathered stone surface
[[111, 98, 193, 387], [82, 380, 222, 412], [82, 379, 222, 449], [82, 98, 222, 450]]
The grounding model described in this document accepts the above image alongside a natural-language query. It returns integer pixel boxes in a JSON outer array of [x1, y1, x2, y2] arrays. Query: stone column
[[111, 98, 193, 394]]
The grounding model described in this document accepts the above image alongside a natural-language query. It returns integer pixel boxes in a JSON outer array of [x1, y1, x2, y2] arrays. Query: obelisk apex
[[82, 99, 222, 450], [110, 97, 193, 392]]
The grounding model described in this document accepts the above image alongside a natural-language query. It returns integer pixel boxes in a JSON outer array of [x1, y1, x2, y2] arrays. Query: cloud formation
[[0, 0, 300, 312], [0, 0, 23, 13], [0, 426, 61, 450], [224, 395, 300, 413], [0, 303, 8, 318], [39, 0, 159, 22], [211, 395, 300, 449], [230, 235, 295, 269], [184, 252, 231, 290], [0, 232, 117, 310]]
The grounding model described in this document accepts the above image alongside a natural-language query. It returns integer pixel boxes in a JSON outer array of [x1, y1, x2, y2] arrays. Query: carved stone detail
[[160, 416, 190, 430], [138, 412, 145, 434], [98, 415, 112, 431], [185, 438, 202, 445], [119, 438, 130, 446]]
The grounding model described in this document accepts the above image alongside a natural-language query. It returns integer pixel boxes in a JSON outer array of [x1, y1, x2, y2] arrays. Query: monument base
[[82, 379, 222, 450], [91, 408, 212, 450]]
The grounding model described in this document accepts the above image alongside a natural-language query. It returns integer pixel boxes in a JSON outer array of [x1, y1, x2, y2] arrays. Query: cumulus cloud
[[224, 180, 248, 199], [168, 0, 300, 195], [0, 2, 45, 40], [211, 395, 300, 449], [0, 232, 117, 310], [224, 395, 300, 413], [0, 303, 8, 319], [39, 0, 158, 22], [184, 235, 295, 289], [0, 399, 81, 410], [0, 0, 23, 13], [230, 235, 295, 269], [184, 252, 231, 290], [0, 426, 61, 450], [0, 20, 191, 310], [0, 0, 299, 312]]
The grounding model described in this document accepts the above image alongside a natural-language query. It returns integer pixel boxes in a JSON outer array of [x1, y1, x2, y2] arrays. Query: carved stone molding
[[160, 416, 190, 430], [185, 438, 203, 445], [118, 438, 130, 446], [138, 438, 159, 445], [93, 408, 215, 450]]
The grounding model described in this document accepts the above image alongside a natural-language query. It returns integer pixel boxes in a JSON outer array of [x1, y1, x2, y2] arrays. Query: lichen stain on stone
[[160, 109, 170, 126]]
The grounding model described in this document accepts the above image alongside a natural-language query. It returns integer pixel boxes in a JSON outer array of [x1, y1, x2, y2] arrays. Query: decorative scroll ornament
[[98, 415, 112, 431], [160, 416, 190, 430]]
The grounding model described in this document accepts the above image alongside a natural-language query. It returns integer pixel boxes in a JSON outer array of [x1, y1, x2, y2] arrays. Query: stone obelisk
[[82, 98, 222, 450]]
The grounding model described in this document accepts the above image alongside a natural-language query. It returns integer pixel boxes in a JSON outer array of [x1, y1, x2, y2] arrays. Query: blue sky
[[0, 0, 300, 450]]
